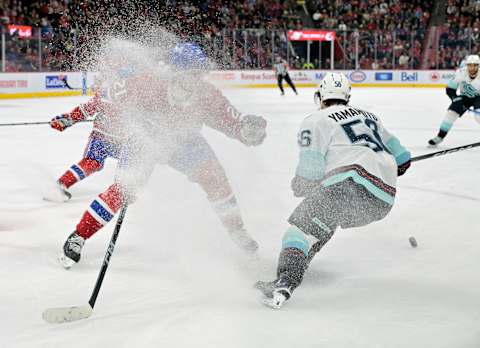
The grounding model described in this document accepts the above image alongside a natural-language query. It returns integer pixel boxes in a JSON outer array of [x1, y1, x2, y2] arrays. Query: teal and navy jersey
[[447, 68, 480, 98], [295, 104, 410, 205]]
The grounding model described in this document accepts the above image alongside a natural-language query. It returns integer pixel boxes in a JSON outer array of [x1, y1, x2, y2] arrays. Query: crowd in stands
[[308, 0, 432, 69], [0, 0, 88, 71], [158, 0, 302, 68], [0, 0, 479, 71], [0, 0, 302, 71], [436, 0, 480, 69]]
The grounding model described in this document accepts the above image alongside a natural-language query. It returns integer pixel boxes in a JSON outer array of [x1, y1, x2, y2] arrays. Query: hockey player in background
[[428, 54, 480, 146], [58, 42, 267, 269], [274, 56, 298, 96], [255, 73, 411, 309]]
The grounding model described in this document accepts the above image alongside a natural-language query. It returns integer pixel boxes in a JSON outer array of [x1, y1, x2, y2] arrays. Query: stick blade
[[42, 304, 93, 324]]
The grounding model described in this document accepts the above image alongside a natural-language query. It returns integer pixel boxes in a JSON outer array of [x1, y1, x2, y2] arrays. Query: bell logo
[[401, 72, 418, 82]]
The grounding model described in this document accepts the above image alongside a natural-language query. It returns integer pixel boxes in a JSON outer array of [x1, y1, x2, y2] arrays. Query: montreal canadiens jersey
[[448, 68, 480, 98], [295, 104, 410, 205], [70, 71, 244, 145]]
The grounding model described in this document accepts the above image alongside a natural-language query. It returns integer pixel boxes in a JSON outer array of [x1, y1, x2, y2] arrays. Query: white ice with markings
[[1, 88, 479, 348]]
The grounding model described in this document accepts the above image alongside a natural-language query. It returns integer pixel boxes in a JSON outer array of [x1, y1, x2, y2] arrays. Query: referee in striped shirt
[[274, 57, 298, 96]]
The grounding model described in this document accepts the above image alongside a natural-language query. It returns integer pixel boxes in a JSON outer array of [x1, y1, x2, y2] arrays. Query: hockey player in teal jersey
[[428, 54, 480, 146], [255, 73, 411, 309]]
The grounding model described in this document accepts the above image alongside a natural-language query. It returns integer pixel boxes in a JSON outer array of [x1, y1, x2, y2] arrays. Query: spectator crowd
[[0, 0, 478, 71], [436, 0, 480, 69]]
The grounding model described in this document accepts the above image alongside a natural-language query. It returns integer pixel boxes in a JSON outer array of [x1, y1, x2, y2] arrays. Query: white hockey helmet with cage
[[315, 73, 351, 104]]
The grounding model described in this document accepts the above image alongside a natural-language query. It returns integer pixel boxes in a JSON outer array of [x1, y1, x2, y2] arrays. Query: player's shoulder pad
[[303, 109, 326, 122], [299, 110, 332, 133]]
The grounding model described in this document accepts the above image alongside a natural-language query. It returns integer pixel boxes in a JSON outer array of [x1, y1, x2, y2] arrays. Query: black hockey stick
[[42, 204, 128, 324], [0, 119, 93, 127], [63, 78, 82, 91], [412, 141, 480, 162], [60, 74, 88, 91]]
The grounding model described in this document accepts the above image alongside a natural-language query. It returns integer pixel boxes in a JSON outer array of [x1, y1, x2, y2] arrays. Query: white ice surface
[[1, 88, 480, 348]]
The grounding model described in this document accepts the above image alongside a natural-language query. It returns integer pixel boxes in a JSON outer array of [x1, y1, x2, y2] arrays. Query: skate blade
[[58, 254, 76, 270], [261, 293, 287, 309], [43, 193, 70, 203], [43, 186, 72, 203], [254, 281, 275, 298]]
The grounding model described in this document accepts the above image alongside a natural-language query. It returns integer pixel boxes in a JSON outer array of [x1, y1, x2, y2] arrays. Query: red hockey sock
[[58, 171, 77, 188], [59, 158, 103, 189], [76, 184, 124, 239]]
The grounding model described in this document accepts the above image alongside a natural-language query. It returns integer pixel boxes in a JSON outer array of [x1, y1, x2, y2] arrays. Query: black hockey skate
[[428, 136, 444, 147], [58, 231, 85, 269], [428, 129, 448, 147], [254, 278, 293, 309]]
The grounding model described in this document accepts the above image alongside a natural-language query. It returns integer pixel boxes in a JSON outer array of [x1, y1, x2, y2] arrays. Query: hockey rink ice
[[1, 87, 480, 348]]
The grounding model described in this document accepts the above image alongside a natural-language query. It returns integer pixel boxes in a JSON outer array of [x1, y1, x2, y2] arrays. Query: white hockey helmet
[[316, 72, 351, 104], [464, 54, 480, 65]]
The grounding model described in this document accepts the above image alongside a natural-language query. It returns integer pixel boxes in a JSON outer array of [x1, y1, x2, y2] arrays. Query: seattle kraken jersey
[[295, 104, 410, 205], [448, 68, 480, 98]]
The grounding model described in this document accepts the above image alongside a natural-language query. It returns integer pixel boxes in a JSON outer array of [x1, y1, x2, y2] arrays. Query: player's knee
[[288, 203, 336, 244], [448, 101, 465, 116]]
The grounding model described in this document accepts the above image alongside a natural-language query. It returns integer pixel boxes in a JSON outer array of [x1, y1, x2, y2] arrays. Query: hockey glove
[[291, 175, 320, 197], [397, 159, 411, 177], [50, 114, 74, 132], [238, 114, 267, 146], [446, 87, 457, 101]]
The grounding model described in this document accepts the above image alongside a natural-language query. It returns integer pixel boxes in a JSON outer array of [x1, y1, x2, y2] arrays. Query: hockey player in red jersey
[[46, 89, 125, 202], [58, 42, 267, 268]]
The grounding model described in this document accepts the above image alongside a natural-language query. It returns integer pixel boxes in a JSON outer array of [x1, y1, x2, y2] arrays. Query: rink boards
[[0, 70, 454, 99]]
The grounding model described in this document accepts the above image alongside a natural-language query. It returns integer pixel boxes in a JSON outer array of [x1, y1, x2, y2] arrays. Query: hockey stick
[[60, 73, 88, 92], [412, 141, 480, 162], [42, 204, 128, 324], [0, 119, 93, 127], [62, 79, 83, 91]]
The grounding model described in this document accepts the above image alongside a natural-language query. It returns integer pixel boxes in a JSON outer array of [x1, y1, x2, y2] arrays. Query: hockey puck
[[409, 236, 418, 248]]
